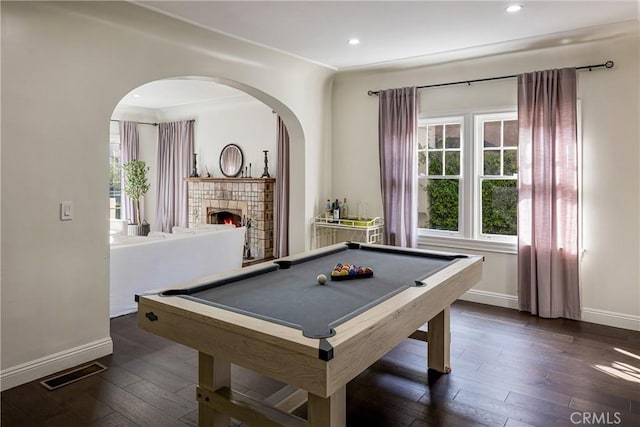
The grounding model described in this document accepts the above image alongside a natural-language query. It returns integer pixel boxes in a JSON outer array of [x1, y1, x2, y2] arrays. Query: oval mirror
[[219, 144, 244, 177]]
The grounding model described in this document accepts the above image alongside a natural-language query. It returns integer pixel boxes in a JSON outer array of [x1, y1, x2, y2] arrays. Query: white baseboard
[[0, 337, 113, 392], [582, 307, 640, 332], [458, 289, 519, 309], [458, 290, 640, 332]]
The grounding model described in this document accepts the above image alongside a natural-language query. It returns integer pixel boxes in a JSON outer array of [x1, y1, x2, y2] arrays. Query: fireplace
[[186, 177, 275, 262], [208, 209, 243, 227]]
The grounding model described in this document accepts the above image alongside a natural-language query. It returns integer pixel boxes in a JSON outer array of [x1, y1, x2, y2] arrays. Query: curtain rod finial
[[605, 60, 614, 68]]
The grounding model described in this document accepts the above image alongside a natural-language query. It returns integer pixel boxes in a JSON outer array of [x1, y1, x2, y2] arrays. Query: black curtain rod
[[367, 60, 614, 96], [109, 119, 196, 126], [110, 119, 158, 126]]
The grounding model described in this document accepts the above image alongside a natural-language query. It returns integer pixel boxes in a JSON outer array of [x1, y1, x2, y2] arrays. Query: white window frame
[[417, 110, 518, 253], [473, 111, 518, 244], [417, 116, 465, 238]]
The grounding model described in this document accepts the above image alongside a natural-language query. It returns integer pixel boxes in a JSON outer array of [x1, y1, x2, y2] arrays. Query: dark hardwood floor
[[2, 301, 639, 426]]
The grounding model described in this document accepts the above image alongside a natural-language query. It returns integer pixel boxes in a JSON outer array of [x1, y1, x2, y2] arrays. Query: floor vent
[[40, 362, 108, 391]]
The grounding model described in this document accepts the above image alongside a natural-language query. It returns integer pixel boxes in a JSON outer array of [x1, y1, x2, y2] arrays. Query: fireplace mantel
[[185, 177, 275, 184], [186, 177, 275, 261]]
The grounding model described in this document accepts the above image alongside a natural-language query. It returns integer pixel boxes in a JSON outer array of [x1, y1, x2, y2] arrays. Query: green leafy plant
[[419, 150, 517, 234], [481, 180, 517, 235], [122, 160, 150, 225], [423, 179, 459, 231]]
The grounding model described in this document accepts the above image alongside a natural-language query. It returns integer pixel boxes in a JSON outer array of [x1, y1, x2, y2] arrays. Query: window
[[475, 113, 518, 241], [417, 117, 463, 237], [109, 123, 121, 219], [417, 111, 517, 245]]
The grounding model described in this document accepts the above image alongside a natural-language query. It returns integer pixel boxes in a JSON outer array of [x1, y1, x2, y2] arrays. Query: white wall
[[332, 30, 640, 330], [1, 1, 333, 390], [158, 100, 277, 181]]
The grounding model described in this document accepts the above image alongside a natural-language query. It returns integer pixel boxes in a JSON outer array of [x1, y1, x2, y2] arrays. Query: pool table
[[137, 242, 483, 426]]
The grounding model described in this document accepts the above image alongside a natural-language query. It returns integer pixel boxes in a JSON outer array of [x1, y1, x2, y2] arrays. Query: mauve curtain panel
[[156, 120, 194, 232], [275, 116, 290, 258], [378, 86, 418, 248], [119, 121, 139, 224], [517, 68, 581, 319]]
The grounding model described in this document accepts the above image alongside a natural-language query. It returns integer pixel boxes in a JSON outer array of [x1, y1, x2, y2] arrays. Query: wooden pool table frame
[[137, 243, 483, 426]]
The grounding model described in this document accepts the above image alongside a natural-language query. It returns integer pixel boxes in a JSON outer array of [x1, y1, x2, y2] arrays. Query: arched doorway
[[108, 76, 302, 318]]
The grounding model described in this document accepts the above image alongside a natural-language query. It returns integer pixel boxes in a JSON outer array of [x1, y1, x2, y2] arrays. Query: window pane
[[483, 121, 500, 147], [109, 162, 121, 188], [428, 125, 443, 149], [428, 151, 443, 175], [482, 179, 517, 235], [418, 151, 427, 175], [418, 127, 427, 151], [504, 150, 518, 175], [109, 196, 121, 220], [445, 124, 460, 148], [109, 141, 121, 219], [110, 126, 121, 220], [418, 178, 459, 231], [483, 150, 501, 175], [504, 120, 518, 147], [417, 177, 429, 228], [444, 151, 460, 175]]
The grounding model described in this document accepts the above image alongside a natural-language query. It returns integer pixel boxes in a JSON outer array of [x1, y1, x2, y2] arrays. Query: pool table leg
[[198, 352, 231, 426], [307, 386, 346, 426], [427, 307, 451, 373]]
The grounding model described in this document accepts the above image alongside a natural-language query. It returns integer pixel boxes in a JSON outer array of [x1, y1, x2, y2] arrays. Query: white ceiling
[[119, 78, 255, 109], [121, 1, 639, 109], [137, 0, 638, 70]]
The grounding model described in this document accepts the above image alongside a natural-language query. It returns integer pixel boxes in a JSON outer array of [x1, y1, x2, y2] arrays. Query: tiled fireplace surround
[[186, 178, 275, 261]]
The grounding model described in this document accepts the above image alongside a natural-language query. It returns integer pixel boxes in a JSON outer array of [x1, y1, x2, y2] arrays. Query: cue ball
[[317, 274, 327, 285]]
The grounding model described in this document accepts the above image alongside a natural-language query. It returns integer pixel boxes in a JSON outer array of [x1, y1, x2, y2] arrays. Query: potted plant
[[122, 160, 151, 236]]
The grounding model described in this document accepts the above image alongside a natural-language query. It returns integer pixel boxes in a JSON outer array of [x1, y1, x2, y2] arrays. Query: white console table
[[312, 216, 384, 248]]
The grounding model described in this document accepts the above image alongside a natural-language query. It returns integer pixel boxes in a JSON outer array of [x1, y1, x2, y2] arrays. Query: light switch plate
[[60, 201, 73, 221]]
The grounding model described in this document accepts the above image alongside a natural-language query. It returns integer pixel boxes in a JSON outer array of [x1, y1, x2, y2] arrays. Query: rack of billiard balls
[[316, 263, 374, 285]]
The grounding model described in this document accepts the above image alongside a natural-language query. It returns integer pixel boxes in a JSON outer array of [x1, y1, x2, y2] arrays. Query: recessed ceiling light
[[348, 38, 360, 46], [133, 93, 141, 98], [506, 4, 522, 13]]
